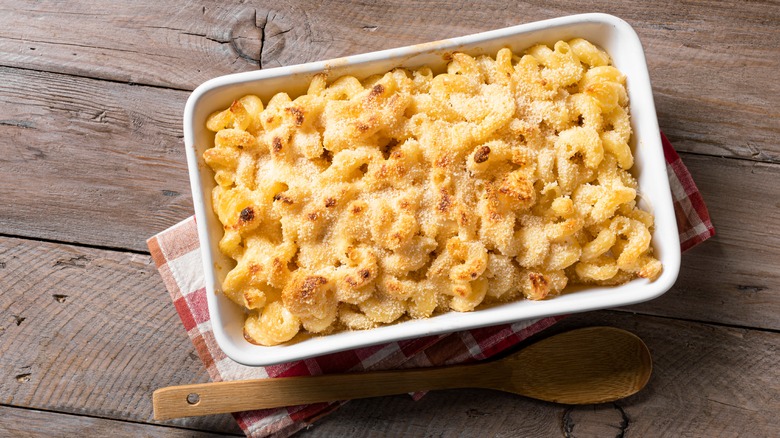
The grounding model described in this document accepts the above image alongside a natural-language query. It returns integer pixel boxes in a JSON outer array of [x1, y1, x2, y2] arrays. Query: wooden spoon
[[153, 326, 651, 420]]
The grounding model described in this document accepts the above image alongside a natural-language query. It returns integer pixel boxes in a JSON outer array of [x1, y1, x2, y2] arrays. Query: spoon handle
[[153, 362, 493, 420]]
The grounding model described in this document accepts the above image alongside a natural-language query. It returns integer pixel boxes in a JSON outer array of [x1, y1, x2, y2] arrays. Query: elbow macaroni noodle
[[204, 39, 662, 346]]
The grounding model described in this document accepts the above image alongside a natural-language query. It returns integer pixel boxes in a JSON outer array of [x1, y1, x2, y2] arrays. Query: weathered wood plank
[[301, 311, 780, 437], [0, 236, 241, 434], [0, 77, 778, 330], [1, 1, 777, 436], [1, 234, 778, 435], [619, 154, 780, 329], [1, 68, 778, 330], [0, 1, 260, 90], [0, 405, 239, 438], [0, 66, 191, 252], [1, 63, 779, 277], [1, 0, 778, 162]]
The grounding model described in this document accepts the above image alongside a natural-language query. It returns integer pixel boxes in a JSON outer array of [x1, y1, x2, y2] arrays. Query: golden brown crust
[[204, 39, 662, 346]]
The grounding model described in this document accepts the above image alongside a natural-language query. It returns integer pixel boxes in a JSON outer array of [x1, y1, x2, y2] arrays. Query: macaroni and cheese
[[203, 39, 662, 346]]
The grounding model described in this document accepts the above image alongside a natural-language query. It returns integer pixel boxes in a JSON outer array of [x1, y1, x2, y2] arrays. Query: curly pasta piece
[[521, 270, 568, 300], [580, 227, 617, 262], [611, 216, 652, 272], [575, 256, 621, 281], [244, 301, 300, 345], [450, 278, 488, 312], [483, 253, 522, 299], [359, 291, 407, 324], [282, 273, 338, 332]]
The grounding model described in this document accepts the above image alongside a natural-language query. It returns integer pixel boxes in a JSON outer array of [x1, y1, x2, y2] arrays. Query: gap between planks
[[0, 403, 243, 438], [0, 231, 150, 256]]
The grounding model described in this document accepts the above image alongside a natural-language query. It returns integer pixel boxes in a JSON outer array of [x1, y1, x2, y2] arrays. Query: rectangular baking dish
[[183, 13, 681, 366]]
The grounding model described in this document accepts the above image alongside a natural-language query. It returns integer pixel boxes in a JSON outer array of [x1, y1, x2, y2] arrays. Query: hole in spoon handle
[[186, 393, 200, 405]]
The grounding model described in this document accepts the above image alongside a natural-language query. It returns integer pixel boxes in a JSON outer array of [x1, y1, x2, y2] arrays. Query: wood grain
[[0, 66, 191, 252], [0, 149, 777, 330], [0, 231, 777, 435], [0, 404, 239, 438], [0, 236, 241, 435], [1, 0, 777, 162], [301, 312, 780, 437], [1, 1, 779, 435], [2, 87, 778, 330], [620, 154, 780, 330], [0, 62, 779, 271]]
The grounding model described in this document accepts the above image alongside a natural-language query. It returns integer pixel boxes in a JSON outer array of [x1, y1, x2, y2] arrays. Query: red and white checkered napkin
[[147, 133, 714, 438]]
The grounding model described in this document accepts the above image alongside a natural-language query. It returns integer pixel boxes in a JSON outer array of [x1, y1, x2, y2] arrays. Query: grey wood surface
[[301, 312, 780, 437], [1, 0, 778, 436], [0, 405, 240, 438]]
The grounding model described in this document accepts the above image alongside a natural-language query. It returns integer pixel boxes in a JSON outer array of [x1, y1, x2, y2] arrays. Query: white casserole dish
[[184, 13, 681, 366]]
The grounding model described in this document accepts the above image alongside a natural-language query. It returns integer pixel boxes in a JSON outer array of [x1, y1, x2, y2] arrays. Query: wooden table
[[1, 1, 778, 436]]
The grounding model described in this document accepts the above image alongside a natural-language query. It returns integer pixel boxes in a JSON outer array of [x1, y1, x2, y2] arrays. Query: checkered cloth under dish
[[147, 132, 714, 437]]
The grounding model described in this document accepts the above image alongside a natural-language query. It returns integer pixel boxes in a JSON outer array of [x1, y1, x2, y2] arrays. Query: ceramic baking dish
[[183, 13, 681, 366]]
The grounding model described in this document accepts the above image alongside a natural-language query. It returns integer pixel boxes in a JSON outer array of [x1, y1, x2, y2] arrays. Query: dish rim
[[183, 12, 681, 366]]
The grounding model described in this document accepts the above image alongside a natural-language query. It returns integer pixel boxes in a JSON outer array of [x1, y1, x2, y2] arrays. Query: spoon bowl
[[153, 326, 652, 420], [487, 326, 652, 404]]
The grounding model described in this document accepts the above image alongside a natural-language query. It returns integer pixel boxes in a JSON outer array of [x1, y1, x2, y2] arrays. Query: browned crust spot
[[452, 284, 469, 297], [474, 146, 491, 163], [385, 280, 401, 293], [285, 106, 305, 126], [307, 211, 319, 221], [239, 206, 255, 223], [359, 269, 371, 279], [435, 155, 451, 168], [300, 276, 328, 298], [529, 272, 549, 298], [377, 164, 389, 179], [459, 211, 469, 226], [272, 137, 283, 152], [511, 149, 527, 166], [273, 193, 294, 204], [369, 84, 384, 98], [499, 174, 534, 201], [244, 290, 263, 308], [325, 198, 336, 207], [438, 188, 452, 212]]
